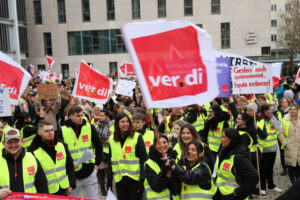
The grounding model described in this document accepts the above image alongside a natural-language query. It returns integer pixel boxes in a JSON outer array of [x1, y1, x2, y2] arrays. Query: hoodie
[[28, 134, 76, 195], [57, 119, 103, 179]]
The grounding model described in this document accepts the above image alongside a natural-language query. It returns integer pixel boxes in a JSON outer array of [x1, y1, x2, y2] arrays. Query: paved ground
[[79, 150, 291, 200]]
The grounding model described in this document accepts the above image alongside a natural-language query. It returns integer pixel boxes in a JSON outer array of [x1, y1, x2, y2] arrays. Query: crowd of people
[[0, 75, 300, 200]]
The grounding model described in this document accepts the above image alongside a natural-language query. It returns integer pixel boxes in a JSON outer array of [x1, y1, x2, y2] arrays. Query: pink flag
[[0, 51, 31, 104], [46, 55, 55, 71]]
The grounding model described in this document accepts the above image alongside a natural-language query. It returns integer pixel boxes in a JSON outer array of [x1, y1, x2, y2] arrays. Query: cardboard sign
[[232, 64, 273, 94], [37, 84, 58, 100], [0, 51, 31, 105], [115, 79, 136, 97], [0, 88, 12, 117], [216, 57, 231, 97], [122, 20, 219, 108], [72, 61, 113, 104]]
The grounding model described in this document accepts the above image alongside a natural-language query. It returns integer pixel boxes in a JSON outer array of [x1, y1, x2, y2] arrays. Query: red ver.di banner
[[121, 20, 219, 108]]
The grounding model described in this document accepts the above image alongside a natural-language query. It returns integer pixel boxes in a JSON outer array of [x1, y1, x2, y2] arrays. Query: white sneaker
[[272, 187, 282, 193], [261, 190, 267, 197]]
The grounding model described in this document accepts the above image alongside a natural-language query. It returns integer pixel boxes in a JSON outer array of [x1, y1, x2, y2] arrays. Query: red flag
[[295, 67, 300, 84], [121, 20, 218, 108], [72, 61, 112, 104], [0, 51, 31, 105], [46, 55, 55, 71], [119, 62, 136, 77]]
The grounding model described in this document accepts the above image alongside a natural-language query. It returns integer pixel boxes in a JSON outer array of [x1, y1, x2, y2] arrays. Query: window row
[[33, 0, 221, 24]]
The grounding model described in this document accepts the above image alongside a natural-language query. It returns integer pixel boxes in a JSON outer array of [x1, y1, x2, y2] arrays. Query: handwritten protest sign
[[37, 84, 58, 100], [232, 64, 273, 94], [115, 79, 136, 97], [122, 20, 219, 108], [0, 88, 12, 117], [216, 58, 231, 97]]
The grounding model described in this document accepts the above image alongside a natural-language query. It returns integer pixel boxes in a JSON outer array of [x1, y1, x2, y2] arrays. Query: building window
[[82, 0, 90, 22], [57, 0, 66, 23], [19, 27, 28, 53], [109, 62, 118, 79], [271, 4, 277, 11], [0, 24, 10, 51], [261, 46, 270, 55], [184, 0, 193, 16], [271, 19, 277, 27], [286, 18, 291, 26], [0, 0, 9, 18], [285, 34, 291, 41], [221, 23, 230, 49], [68, 29, 127, 55], [158, 0, 166, 18], [17, 0, 27, 22], [61, 64, 69, 78], [44, 33, 52, 56], [132, 0, 140, 19], [271, 34, 277, 42], [286, 3, 291, 11], [211, 0, 220, 14], [37, 65, 45, 71], [33, 0, 42, 24], [196, 24, 203, 28], [106, 0, 115, 20]]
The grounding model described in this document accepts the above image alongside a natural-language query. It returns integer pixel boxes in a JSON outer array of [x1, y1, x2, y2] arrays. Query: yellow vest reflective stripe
[[0, 152, 37, 193], [109, 132, 140, 183], [173, 143, 182, 162], [144, 159, 170, 200], [61, 123, 94, 171], [33, 142, 70, 194], [281, 119, 290, 149], [257, 119, 278, 150], [181, 163, 215, 200], [215, 155, 248, 199], [142, 129, 155, 154], [21, 125, 36, 150], [238, 131, 253, 150], [193, 114, 206, 132], [208, 121, 225, 152]]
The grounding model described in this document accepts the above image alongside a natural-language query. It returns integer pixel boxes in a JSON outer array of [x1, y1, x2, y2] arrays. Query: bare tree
[[277, 0, 300, 74]]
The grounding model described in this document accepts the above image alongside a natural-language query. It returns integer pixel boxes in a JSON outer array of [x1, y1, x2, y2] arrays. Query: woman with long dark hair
[[108, 113, 147, 200]]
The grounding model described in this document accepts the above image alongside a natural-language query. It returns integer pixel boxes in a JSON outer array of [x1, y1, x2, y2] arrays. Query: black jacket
[[145, 146, 180, 195], [57, 119, 103, 179], [216, 144, 258, 200], [275, 178, 300, 200], [1, 148, 48, 194], [107, 133, 148, 184], [28, 134, 76, 195], [172, 158, 212, 194]]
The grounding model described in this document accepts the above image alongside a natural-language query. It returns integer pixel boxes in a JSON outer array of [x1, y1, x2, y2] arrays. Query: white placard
[[115, 79, 136, 97], [0, 88, 12, 116], [232, 64, 273, 94]]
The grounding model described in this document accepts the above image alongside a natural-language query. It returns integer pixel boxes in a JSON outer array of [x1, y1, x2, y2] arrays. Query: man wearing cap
[[28, 120, 76, 196], [0, 128, 48, 194]]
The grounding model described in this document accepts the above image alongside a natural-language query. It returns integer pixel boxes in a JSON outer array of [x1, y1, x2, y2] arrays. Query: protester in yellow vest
[[200, 105, 230, 162], [108, 113, 147, 200], [214, 128, 258, 200], [278, 103, 300, 184], [184, 104, 207, 132], [132, 112, 155, 154], [28, 121, 76, 195], [0, 128, 48, 194], [144, 135, 179, 200], [173, 124, 214, 171], [257, 103, 283, 196], [158, 107, 183, 136], [58, 106, 103, 199], [169, 141, 215, 200]]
